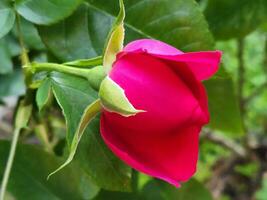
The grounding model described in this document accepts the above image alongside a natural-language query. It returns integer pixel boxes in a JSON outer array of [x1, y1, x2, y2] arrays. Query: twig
[[207, 155, 240, 199], [0, 12, 30, 200], [0, 128, 20, 200], [0, 99, 32, 200], [15, 12, 29, 66], [237, 38, 245, 117], [201, 130, 246, 158]]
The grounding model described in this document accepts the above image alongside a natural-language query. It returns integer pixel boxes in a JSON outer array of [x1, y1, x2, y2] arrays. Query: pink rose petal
[[123, 39, 222, 80]]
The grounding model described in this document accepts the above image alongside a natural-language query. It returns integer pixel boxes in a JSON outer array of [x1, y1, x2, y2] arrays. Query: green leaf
[[103, 0, 125, 73], [64, 56, 103, 68], [38, 5, 101, 62], [93, 190, 137, 200], [0, 1, 15, 39], [0, 141, 99, 200], [13, 18, 45, 50], [99, 76, 144, 117], [38, 0, 214, 61], [42, 72, 131, 191], [204, 0, 267, 40], [141, 179, 213, 200], [48, 99, 101, 179], [49, 72, 98, 145], [0, 69, 25, 99], [0, 38, 13, 74], [15, 0, 83, 25], [204, 70, 244, 136], [5, 34, 21, 57], [90, 0, 214, 51], [36, 78, 52, 111]]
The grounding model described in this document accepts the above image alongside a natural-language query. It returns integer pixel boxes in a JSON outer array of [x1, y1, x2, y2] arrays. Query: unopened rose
[[100, 39, 222, 186]]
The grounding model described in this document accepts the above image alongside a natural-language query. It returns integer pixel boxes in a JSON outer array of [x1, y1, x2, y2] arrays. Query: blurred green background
[[0, 0, 267, 199]]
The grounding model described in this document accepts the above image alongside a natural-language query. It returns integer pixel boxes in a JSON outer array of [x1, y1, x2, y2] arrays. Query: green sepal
[[64, 56, 102, 68], [0, 5, 15, 39], [99, 76, 145, 117], [103, 0, 125, 73]]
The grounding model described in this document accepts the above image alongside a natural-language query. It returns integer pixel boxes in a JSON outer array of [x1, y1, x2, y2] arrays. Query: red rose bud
[[99, 39, 222, 187]]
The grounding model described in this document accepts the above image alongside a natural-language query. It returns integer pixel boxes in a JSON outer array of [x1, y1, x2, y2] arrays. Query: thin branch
[[201, 130, 246, 158], [15, 12, 29, 66], [237, 38, 245, 117], [0, 128, 20, 200], [0, 100, 32, 200], [0, 13, 31, 200]]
